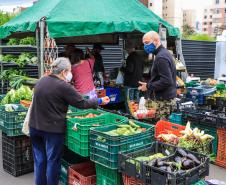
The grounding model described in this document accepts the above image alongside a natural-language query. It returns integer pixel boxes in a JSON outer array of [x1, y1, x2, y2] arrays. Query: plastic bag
[[116, 70, 124, 85], [22, 97, 33, 136]]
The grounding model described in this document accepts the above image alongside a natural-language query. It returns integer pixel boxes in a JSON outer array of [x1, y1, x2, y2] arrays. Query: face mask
[[65, 72, 73, 82], [144, 43, 156, 54]]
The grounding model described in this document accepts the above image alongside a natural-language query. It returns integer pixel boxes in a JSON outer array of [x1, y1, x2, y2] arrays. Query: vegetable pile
[[7, 37, 36, 46], [71, 113, 101, 119], [1, 85, 33, 105], [158, 122, 214, 155], [152, 148, 201, 173], [0, 52, 37, 67], [104, 120, 147, 136]]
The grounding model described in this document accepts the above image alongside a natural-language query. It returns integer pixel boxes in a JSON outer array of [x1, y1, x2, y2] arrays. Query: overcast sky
[[0, 0, 213, 13]]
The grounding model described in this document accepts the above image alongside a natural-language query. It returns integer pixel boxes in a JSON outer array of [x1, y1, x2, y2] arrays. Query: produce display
[[151, 148, 202, 173], [103, 120, 147, 136], [129, 101, 156, 119], [1, 85, 33, 105], [201, 78, 218, 86], [68, 113, 102, 119], [0, 52, 37, 66], [158, 122, 214, 155], [7, 37, 36, 46]]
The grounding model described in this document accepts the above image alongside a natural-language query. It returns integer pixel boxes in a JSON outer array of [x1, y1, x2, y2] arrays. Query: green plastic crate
[[67, 136, 89, 157], [0, 94, 6, 102], [193, 179, 206, 185], [0, 104, 27, 128], [90, 121, 155, 169], [96, 164, 123, 185], [66, 112, 127, 157], [0, 124, 24, 136]]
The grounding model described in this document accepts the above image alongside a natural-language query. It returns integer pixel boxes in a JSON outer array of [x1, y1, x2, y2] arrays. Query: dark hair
[[70, 49, 84, 65]]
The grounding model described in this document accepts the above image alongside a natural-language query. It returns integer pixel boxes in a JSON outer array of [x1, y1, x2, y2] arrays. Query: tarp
[[0, 0, 180, 39]]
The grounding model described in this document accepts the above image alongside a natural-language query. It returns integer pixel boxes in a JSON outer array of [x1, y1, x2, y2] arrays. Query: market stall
[[1, 0, 225, 185]]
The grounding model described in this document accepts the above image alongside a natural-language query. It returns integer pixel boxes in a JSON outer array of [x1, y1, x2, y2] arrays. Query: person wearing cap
[[138, 31, 176, 119], [93, 43, 105, 75], [29, 57, 110, 185]]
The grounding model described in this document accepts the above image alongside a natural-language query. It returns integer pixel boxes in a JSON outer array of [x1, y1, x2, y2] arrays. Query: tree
[[182, 24, 195, 39], [0, 11, 15, 26]]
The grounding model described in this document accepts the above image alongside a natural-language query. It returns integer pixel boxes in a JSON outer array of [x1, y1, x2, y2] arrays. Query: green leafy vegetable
[[1, 85, 33, 105], [19, 37, 36, 45], [7, 38, 20, 45]]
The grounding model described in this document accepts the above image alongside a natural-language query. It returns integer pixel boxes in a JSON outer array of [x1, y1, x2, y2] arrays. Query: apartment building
[[162, 0, 183, 29], [212, 0, 226, 34], [202, 7, 214, 35], [148, 0, 163, 18], [183, 10, 196, 29]]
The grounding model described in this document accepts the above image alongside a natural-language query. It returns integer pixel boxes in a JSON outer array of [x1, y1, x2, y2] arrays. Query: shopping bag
[[116, 70, 124, 84], [22, 97, 33, 136]]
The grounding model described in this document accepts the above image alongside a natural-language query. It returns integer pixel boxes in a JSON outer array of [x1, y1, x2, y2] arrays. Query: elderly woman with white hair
[[29, 57, 109, 185]]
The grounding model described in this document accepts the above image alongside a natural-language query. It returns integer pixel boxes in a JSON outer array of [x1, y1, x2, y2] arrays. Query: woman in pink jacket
[[70, 48, 97, 99]]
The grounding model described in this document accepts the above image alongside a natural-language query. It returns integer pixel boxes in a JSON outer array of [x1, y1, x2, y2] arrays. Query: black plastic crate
[[143, 149, 209, 185], [118, 142, 177, 180], [60, 147, 89, 185], [182, 109, 226, 129], [2, 133, 34, 177]]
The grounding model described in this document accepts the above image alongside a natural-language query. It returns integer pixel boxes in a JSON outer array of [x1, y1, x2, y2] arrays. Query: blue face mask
[[144, 43, 156, 54]]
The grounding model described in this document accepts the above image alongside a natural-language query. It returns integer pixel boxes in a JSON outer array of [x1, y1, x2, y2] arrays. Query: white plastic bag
[[116, 70, 124, 85], [22, 98, 33, 136]]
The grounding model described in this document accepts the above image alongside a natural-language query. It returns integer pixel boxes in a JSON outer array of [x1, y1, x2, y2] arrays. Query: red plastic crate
[[68, 161, 96, 185], [216, 129, 226, 169], [155, 120, 186, 139], [122, 174, 144, 185]]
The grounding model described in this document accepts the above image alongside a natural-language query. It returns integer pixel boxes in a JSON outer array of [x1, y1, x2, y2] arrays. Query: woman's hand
[[138, 81, 148, 92], [101, 96, 110, 105]]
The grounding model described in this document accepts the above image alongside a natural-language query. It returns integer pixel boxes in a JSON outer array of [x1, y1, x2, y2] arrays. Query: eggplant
[[166, 166, 172, 173], [187, 153, 201, 165], [175, 156, 182, 163], [159, 166, 167, 171], [157, 160, 165, 167], [182, 159, 195, 170], [177, 148, 187, 157]]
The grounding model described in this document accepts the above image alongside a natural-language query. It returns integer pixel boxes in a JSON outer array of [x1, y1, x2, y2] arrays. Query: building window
[[165, 6, 167, 9], [166, 14, 167, 17], [216, 9, 220, 14], [204, 15, 207, 19], [215, 0, 219, 4], [204, 9, 207, 13], [210, 15, 212, 18], [150, 3, 153, 6], [204, 28, 207, 31], [204, 22, 207, 25], [224, 17, 226, 23], [210, 22, 212, 25]]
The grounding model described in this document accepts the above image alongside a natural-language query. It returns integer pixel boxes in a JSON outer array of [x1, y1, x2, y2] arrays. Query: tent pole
[[36, 26, 41, 78], [39, 20, 45, 77]]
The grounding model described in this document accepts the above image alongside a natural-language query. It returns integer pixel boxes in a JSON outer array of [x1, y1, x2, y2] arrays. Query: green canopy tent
[[0, 0, 179, 40], [0, 0, 180, 76]]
